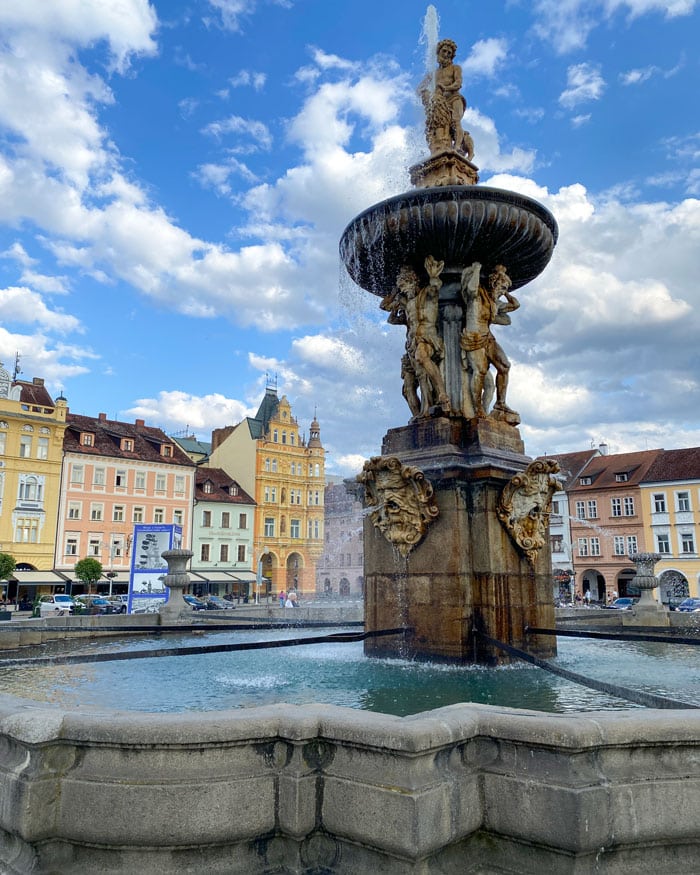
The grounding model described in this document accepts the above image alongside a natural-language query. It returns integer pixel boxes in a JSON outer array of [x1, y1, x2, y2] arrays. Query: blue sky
[[1, 0, 699, 475]]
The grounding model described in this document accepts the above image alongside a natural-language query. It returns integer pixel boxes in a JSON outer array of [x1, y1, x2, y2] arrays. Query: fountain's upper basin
[[340, 185, 558, 295]]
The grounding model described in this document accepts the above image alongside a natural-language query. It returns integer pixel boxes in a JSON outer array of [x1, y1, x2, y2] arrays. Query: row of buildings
[[2, 360, 700, 606], [0, 364, 325, 602]]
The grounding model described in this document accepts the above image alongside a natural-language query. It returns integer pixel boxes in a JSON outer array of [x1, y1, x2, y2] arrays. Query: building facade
[[190, 466, 256, 599], [567, 449, 661, 602], [316, 481, 364, 597], [208, 386, 325, 597], [639, 448, 700, 602], [55, 413, 196, 586], [0, 370, 68, 575]]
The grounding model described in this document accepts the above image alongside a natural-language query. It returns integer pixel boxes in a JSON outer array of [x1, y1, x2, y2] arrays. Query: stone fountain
[[341, 36, 560, 664]]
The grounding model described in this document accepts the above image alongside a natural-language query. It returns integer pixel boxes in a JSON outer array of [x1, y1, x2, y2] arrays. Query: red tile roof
[[195, 467, 255, 505], [642, 447, 700, 483]]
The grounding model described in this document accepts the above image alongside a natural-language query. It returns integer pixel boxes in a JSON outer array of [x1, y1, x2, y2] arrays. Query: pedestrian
[[584, 589, 591, 606], [279, 590, 286, 608], [288, 590, 298, 607]]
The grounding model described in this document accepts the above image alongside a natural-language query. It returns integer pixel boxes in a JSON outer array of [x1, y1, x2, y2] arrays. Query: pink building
[[55, 413, 195, 587]]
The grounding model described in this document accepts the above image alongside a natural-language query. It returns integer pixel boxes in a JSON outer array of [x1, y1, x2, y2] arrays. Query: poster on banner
[[127, 524, 182, 614]]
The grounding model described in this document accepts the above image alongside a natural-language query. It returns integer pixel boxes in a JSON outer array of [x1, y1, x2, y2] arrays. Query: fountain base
[[363, 420, 556, 665], [409, 150, 479, 187]]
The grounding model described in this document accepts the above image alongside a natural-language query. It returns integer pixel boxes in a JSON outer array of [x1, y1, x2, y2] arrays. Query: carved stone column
[[441, 299, 463, 414]]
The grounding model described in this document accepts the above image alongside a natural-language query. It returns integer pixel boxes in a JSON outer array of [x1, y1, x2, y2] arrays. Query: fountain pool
[[2, 627, 698, 714]]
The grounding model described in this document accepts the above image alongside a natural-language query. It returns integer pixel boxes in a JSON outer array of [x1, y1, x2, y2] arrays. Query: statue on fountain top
[[411, 38, 479, 188]]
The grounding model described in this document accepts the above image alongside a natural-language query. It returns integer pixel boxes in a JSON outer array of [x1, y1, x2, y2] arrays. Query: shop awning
[[12, 571, 70, 586], [192, 570, 240, 584], [230, 572, 257, 583]]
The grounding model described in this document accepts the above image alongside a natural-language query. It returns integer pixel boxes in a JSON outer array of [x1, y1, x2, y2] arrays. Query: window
[[203, 481, 213, 494], [19, 435, 32, 458], [90, 504, 103, 521], [315, 463, 320, 477], [291, 519, 301, 538], [264, 486, 270, 502], [611, 498, 621, 517], [115, 469, 127, 487], [89, 538, 100, 557], [575, 501, 585, 520], [615, 472, 629, 482], [577, 538, 588, 557], [613, 536, 625, 555], [264, 458, 270, 472], [308, 519, 320, 539], [15, 518, 39, 543], [155, 474, 166, 492], [314, 490, 320, 506], [70, 464, 84, 484], [112, 536, 125, 558], [221, 511, 230, 528], [219, 544, 229, 562], [65, 537, 78, 556], [272, 459, 278, 473], [656, 533, 670, 554], [587, 500, 598, 519], [677, 491, 691, 512], [551, 500, 561, 516], [273, 429, 278, 442], [174, 475, 185, 494], [264, 517, 275, 538], [290, 433, 295, 446], [161, 444, 172, 457], [626, 535, 638, 554], [202, 510, 212, 527], [154, 508, 164, 523], [121, 438, 134, 452], [550, 536, 564, 552], [81, 432, 94, 447], [93, 467, 105, 486], [135, 471, 146, 490], [579, 476, 591, 486], [590, 537, 601, 556], [200, 544, 210, 562], [623, 497, 635, 516], [653, 493, 667, 513], [239, 513, 247, 529], [18, 475, 43, 502], [68, 501, 81, 520], [132, 506, 144, 523], [173, 509, 183, 525], [681, 532, 695, 554], [237, 544, 246, 562], [37, 437, 49, 460], [113, 505, 125, 522], [0, 432, 5, 454]]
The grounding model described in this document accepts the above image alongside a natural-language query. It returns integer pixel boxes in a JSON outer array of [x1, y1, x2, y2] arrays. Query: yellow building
[[0, 368, 68, 583], [639, 447, 700, 603], [209, 386, 325, 598]]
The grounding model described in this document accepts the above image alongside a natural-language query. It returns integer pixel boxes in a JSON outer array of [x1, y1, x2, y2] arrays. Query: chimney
[[135, 418, 145, 427], [98, 412, 107, 421], [32, 377, 44, 386], [598, 442, 609, 456]]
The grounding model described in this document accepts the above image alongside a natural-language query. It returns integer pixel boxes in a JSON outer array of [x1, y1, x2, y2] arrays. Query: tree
[[74, 557, 103, 593], [0, 552, 16, 583]]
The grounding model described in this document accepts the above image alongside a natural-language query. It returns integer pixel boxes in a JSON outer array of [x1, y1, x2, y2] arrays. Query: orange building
[[209, 386, 325, 598]]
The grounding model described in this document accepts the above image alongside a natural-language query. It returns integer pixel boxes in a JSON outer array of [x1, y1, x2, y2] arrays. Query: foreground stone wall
[[1, 694, 699, 873]]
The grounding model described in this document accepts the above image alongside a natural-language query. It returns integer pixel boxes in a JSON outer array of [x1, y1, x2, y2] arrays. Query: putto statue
[[358, 456, 439, 557], [418, 38, 475, 161]]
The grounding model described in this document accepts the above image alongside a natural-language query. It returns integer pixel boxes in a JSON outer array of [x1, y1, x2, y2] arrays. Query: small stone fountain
[[341, 34, 560, 664], [625, 552, 670, 627]]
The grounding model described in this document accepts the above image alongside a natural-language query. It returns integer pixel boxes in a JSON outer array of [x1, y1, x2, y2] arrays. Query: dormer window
[[81, 432, 94, 447], [615, 472, 629, 482], [121, 438, 134, 452], [579, 476, 591, 485], [161, 444, 173, 457], [203, 481, 213, 494], [230, 485, 238, 496]]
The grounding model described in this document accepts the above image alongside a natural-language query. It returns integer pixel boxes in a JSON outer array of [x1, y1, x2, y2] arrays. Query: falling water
[[420, 5, 440, 88]]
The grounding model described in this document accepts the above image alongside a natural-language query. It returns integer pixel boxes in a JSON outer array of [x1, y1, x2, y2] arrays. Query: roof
[[253, 386, 279, 435], [172, 435, 211, 458], [195, 466, 255, 505], [13, 378, 56, 408], [641, 447, 700, 484], [64, 413, 195, 467], [568, 449, 662, 492], [539, 449, 601, 490]]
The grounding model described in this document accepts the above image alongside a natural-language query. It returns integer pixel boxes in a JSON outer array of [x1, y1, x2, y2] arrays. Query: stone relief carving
[[497, 459, 561, 565], [460, 262, 520, 425], [381, 255, 451, 419], [357, 456, 439, 557]]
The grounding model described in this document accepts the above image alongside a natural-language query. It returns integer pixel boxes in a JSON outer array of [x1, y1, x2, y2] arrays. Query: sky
[[0, 0, 699, 477]]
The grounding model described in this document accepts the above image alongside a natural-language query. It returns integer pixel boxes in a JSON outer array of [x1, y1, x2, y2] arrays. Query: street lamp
[[256, 546, 268, 605]]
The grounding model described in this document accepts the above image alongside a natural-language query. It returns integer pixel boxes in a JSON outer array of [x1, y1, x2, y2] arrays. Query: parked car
[[604, 597, 637, 610], [675, 598, 700, 613], [105, 595, 128, 613], [73, 595, 122, 615], [205, 595, 235, 611], [38, 594, 76, 617], [183, 595, 207, 611]]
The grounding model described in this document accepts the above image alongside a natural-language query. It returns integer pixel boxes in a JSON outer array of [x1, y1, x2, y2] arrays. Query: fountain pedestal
[[158, 549, 194, 625], [361, 421, 555, 664], [623, 552, 670, 628]]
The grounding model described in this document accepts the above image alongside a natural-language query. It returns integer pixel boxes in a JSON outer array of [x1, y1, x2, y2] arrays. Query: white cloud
[[462, 38, 509, 78], [559, 63, 606, 108], [201, 115, 273, 151], [0, 286, 81, 332], [125, 390, 254, 432], [229, 70, 267, 90]]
